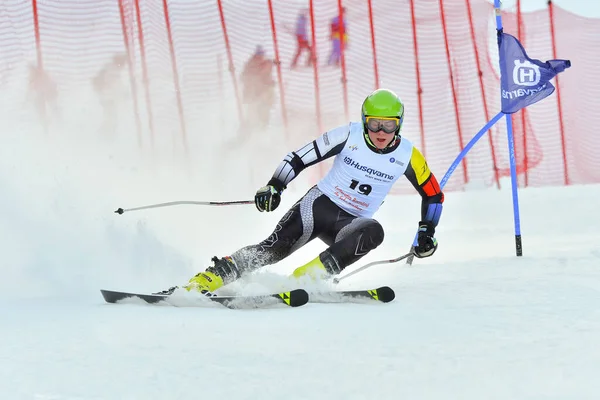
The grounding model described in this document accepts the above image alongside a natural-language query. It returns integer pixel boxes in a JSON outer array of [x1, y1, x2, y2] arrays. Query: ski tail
[[308, 286, 395, 304], [353, 286, 395, 303], [208, 289, 309, 309]]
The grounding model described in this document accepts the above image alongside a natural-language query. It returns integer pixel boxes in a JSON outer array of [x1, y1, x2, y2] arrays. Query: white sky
[[490, 0, 600, 16]]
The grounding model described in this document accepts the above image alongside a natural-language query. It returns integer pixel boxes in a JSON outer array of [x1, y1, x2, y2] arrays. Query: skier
[[240, 46, 276, 133], [92, 53, 128, 136], [327, 7, 348, 67], [185, 88, 443, 295], [290, 9, 314, 69]]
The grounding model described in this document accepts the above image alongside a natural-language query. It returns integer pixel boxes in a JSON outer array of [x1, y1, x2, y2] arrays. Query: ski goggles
[[364, 116, 402, 134]]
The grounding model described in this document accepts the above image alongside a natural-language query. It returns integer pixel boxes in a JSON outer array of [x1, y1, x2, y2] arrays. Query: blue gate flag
[[499, 32, 571, 114]]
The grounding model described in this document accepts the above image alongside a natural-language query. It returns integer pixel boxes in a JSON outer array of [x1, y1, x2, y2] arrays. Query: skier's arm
[[267, 125, 350, 191], [403, 147, 444, 229]]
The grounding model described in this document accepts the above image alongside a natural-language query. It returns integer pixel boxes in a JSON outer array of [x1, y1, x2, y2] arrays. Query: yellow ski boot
[[186, 270, 224, 294], [292, 251, 343, 281], [292, 256, 331, 280], [185, 256, 239, 294]]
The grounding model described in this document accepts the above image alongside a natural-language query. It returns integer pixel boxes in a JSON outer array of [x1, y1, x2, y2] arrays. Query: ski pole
[[332, 251, 415, 284], [114, 200, 254, 214]]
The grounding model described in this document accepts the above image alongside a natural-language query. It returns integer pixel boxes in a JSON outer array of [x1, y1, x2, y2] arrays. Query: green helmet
[[361, 88, 404, 120], [361, 89, 405, 152]]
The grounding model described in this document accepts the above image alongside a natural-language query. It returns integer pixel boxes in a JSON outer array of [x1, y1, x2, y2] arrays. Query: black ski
[[100, 288, 309, 309], [309, 286, 395, 304]]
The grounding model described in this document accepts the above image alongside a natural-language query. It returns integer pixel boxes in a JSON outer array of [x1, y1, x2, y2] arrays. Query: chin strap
[[363, 132, 376, 147]]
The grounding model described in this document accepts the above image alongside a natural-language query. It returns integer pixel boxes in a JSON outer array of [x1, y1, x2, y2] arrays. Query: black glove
[[414, 221, 438, 258], [255, 185, 282, 212]]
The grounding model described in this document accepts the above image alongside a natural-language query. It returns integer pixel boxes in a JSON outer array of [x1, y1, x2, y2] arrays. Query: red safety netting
[[2, 0, 599, 192]]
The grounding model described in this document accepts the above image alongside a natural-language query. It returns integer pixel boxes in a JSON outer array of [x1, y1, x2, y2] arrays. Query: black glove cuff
[[418, 220, 435, 236], [267, 178, 286, 194]]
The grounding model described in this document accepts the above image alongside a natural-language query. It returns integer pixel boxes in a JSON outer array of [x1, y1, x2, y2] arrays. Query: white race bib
[[317, 122, 413, 218]]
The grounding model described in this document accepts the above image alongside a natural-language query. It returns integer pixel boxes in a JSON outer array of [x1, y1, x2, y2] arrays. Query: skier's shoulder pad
[[314, 123, 353, 155]]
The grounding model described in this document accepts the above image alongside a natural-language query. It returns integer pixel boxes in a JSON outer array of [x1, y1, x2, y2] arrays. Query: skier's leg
[[293, 215, 384, 279], [328, 39, 341, 66], [327, 40, 335, 65], [327, 217, 385, 269], [187, 186, 327, 292], [305, 42, 315, 66], [291, 36, 303, 68]]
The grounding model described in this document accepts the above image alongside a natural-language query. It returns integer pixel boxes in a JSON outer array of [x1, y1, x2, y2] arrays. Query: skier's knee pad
[[361, 221, 385, 250]]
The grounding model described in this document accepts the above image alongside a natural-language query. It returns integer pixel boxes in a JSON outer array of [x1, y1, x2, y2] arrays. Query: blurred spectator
[[328, 7, 348, 67], [93, 53, 128, 136], [290, 9, 314, 69], [240, 46, 276, 133], [26, 63, 58, 133]]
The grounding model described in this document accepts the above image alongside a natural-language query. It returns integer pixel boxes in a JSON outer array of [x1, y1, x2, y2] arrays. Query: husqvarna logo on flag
[[512, 60, 541, 87], [498, 32, 570, 114]]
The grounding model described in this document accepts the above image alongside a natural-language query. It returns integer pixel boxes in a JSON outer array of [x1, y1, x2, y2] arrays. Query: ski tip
[[374, 286, 395, 303], [287, 289, 310, 307], [100, 289, 120, 303], [100, 289, 168, 304]]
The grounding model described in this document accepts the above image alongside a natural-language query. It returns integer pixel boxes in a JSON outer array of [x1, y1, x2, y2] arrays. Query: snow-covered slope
[[2, 111, 600, 398]]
